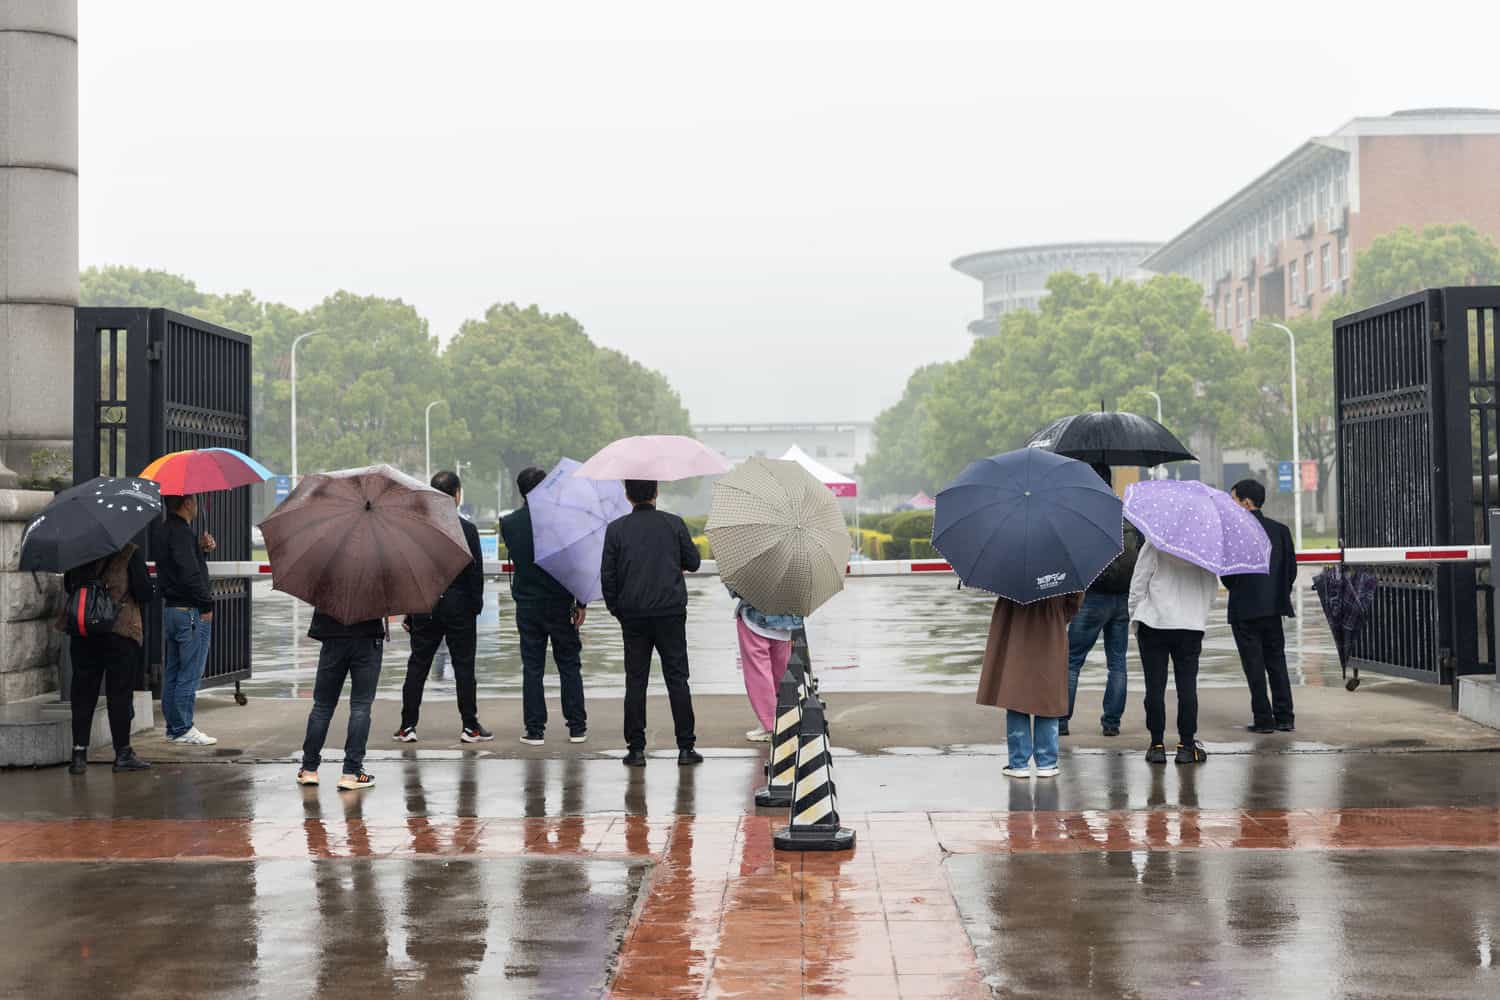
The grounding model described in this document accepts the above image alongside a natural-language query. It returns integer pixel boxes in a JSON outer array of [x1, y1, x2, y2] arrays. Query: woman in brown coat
[[976, 592, 1083, 778]]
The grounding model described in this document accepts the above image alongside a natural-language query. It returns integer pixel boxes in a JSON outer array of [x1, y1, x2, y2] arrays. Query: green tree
[[856, 362, 951, 496], [1351, 223, 1500, 308]]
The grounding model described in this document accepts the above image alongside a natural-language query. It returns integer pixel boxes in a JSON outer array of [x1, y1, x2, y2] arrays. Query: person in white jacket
[[1128, 539, 1218, 765]]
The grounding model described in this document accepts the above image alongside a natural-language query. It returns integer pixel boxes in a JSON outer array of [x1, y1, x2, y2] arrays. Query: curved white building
[[952, 241, 1160, 338]]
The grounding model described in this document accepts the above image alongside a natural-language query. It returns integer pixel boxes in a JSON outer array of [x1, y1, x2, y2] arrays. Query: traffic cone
[[789, 626, 816, 696], [774, 695, 855, 851], [754, 668, 804, 807]]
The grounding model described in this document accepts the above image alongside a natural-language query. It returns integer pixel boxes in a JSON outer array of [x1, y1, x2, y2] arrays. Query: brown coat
[[975, 593, 1083, 717], [54, 544, 144, 645]]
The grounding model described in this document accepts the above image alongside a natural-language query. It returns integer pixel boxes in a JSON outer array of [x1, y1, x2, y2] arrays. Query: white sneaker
[[1034, 766, 1060, 778], [745, 727, 772, 743], [1001, 766, 1032, 779], [176, 728, 218, 746], [518, 734, 545, 747], [569, 731, 589, 744]]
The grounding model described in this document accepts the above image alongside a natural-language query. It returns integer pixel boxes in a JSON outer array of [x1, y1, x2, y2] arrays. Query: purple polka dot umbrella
[[1122, 480, 1271, 576]]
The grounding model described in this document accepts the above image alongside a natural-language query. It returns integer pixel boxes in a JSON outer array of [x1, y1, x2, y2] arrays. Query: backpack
[[61, 562, 121, 639], [1091, 524, 1141, 594]]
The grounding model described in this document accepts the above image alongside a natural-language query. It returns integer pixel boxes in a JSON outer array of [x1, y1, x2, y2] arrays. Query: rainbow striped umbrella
[[140, 447, 272, 496]]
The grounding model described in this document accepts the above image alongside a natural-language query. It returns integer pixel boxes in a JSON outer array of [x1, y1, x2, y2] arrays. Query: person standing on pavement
[[155, 494, 218, 747], [1061, 463, 1137, 739], [731, 590, 802, 743], [393, 470, 491, 744], [600, 479, 703, 767], [1128, 539, 1218, 765], [502, 466, 589, 747], [58, 542, 155, 775], [1224, 478, 1299, 734], [298, 608, 385, 790], [976, 592, 1083, 779]]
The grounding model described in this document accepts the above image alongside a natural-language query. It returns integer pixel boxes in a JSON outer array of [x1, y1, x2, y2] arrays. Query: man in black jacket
[[601, 479, 702, 767], [299, 609, 385, 790], [501, 466, 588, 747], [393, 470, 491, 744], [155, 494, 219, 746], [1224, 478, 1299, 733], [1062, 464, 1135, 738]]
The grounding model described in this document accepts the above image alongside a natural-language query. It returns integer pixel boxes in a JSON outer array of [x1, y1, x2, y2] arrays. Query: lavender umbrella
[[1122, 480, 1271, 577], [530, 457, 632, 604], [573, 435, 730, 481]]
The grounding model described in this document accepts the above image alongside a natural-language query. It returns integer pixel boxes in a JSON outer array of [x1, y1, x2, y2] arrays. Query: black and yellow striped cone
[[754, 669, 804, 807], [789, 626, 816, 697], [773, 696, 855, 851]]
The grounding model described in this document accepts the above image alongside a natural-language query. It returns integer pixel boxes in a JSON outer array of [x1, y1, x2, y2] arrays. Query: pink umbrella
[[573, 435, 730, 481]]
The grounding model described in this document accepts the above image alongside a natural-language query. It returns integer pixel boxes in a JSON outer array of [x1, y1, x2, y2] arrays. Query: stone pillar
[[0, 488, 61, 704], [0, 1, 79, 486]]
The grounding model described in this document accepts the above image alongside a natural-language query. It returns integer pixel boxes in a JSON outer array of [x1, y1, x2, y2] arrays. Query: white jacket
[[1128, 541, 1217, 633]]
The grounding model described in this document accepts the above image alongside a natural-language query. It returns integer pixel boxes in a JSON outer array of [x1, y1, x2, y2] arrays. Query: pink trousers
[[737, 618, 791, 730]]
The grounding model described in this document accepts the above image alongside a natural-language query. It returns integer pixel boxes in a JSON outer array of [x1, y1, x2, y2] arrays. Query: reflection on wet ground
[[245, 576, 1347, 699]]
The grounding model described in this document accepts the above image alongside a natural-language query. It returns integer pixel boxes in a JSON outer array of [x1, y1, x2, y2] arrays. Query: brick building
[[1143, 108, 1500, 342]]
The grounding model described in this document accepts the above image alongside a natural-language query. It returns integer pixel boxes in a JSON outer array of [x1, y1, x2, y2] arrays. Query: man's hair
[[624, 479, 658, 504], [430, 470, 461, 498], [1090, 463, 1112, 487], [1231, 478, 1266, 509], [164, 495, 192, 516], [516, 466, 548, 498]]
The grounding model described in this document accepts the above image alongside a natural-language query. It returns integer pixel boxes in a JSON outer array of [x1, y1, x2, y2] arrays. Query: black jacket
[[154, 515, 213, 612], [600, 505, 701, 619], [308, 610, 386, 641], [1223, 510, 1298, 622], [422, 516, 485, 623], [501, 505, 581, 609], [1089, 524, 1141, 595]]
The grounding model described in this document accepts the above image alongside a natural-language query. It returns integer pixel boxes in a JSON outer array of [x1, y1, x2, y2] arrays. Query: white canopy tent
[[779, 444, 861, 541]]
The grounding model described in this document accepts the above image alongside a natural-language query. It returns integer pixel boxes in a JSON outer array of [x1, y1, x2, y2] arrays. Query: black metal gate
[[1333, 287, 1500, 685], [73, 308, 253, 695]]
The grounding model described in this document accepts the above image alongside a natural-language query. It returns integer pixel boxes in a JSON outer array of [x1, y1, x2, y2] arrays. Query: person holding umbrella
[[154, 493, 219, 747]]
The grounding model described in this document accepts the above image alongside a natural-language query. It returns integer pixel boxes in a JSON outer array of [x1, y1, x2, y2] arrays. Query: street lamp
[[425, 400, 445, 481], [1145, 391, 1164, 480], [1258, 320, 1302, 550], [289, 330, 323, 482]]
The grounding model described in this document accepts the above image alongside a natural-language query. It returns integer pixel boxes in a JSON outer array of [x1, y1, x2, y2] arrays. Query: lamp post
[[1144, 391, 1165, 480], [1259, 321, 1302, 550], [425, 400, 445, 481], [289, 330, 322, 483]]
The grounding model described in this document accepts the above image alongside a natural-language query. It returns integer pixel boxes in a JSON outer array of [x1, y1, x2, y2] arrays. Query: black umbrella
[[1025, 411, 1195, 468], [19, 476, 163, 573], [1312, 566, 1378, 691]]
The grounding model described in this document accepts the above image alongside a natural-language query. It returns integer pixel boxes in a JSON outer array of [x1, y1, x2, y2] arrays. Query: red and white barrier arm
[[1300, 546, 1491, 565]]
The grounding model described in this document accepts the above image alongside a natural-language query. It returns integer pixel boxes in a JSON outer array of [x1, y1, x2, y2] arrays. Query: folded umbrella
[[706, 457, 852, 616], [530, 457, 632, 604], [573, 435, 730, 482], [1122, 479, 1270, 576], [141, 447, 273, 496], [257, 464, 472, 625], [932, 449, 1122, 603], [1313, 566, 1378, 676], [19, 477, 164, 573], [1026, 411, 1195, 468]]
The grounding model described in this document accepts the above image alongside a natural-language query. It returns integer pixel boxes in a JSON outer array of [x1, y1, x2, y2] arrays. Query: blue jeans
[[302, 636, 383, 775], [1065, 592, 1129, 728], [1007, 711, 1059, 769], [162, 607, 212, 738]]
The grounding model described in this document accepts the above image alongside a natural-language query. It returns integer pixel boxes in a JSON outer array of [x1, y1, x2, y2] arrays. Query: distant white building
[[952, 241, 1161, 338], [693, 422, 873, 478]]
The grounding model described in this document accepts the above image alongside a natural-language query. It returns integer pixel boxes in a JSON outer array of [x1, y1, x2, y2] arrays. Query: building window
[[1235, 287, 1244, 325], [1339, 236, 1349, 281], [1289, 260, 1300, 303], [1321, 244, 1333, 290], [1250, 285, 1258, 319], [1304, 253, 1314, 297]]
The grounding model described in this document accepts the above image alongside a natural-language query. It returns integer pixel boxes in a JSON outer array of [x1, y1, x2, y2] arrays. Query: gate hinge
[[145, 342, 163, 362], [1431, 321, 1445, 342]]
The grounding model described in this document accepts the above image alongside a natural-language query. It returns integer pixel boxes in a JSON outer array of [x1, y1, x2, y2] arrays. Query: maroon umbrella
[[258, 464, 473, 625]]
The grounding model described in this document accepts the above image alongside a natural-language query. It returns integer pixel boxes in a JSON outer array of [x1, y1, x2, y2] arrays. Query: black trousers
[[1137, 624, 1203, 746], [1232, 615, 1295, 726], [517, 603, 586, 736], [621, 614, 695, 752], [401, 613, 479, 730], [70, 634, 139, 753]]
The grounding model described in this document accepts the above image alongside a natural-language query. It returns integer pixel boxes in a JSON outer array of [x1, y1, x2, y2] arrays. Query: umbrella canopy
[[530, 457, 632, 604], [573, 435, 730, 482], [706, 457, 852, 616], [19, 477, 163, 573], [258, 464, 472, 625], [1312, 567, 1378, 668], [1122, 479, 1270, 576], [1026, 411, 1195, 468], [932, 449, 1123, 603], [140, 447, 273, 495], [778, 445, 857, 498]]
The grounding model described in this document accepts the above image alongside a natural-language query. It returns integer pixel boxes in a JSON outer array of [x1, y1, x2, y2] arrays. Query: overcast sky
[[77, 1, 1500, 424]]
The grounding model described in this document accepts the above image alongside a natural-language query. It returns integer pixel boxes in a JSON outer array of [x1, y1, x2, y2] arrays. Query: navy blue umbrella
[[932, 449, 1123, 603]]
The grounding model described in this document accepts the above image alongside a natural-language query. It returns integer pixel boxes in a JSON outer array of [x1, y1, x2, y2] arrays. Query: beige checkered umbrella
[[706, 457, 852, 617]]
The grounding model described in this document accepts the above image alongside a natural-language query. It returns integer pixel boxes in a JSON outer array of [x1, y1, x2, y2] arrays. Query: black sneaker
[[393, 726, 418, 743], [1276, 721, 1296, 733], [1101, 724, 1120, 737], [112, 749, 151, 772], [622, 749, 647, 767], [1058, 720, 1070, 737], [1145, 744, 1168, 764], [68, 748, 87, 775], [461, 724, 495, 744], [1175, 741, 1208, 765], [678, 748, 704, 766], [1246, 722, 1275, 734]]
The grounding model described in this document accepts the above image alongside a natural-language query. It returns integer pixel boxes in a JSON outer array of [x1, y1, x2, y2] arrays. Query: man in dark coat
[[501, 465, 589, 747], [393, 470, 490, 744], [600, 479, 702, 767], [1224, 478, 1299, 733], [1062, 464, 1135, 738]]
